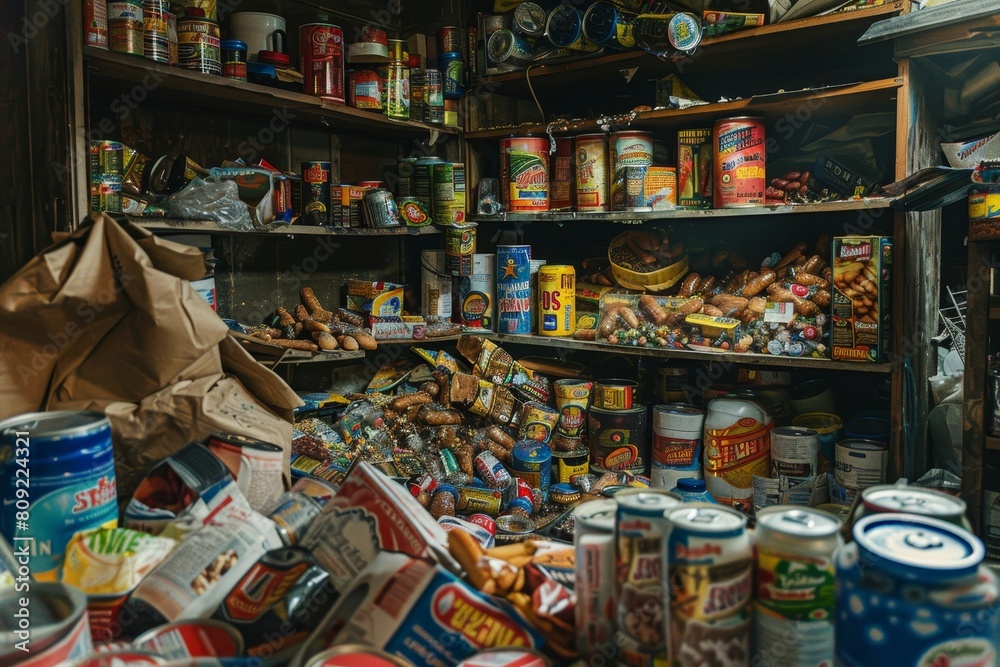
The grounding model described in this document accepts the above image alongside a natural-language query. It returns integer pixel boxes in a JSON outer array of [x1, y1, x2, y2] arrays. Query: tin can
[[205, 433, 284, 512], [549, 137, 573, 210], [425, 69, 444, 123], [468, 513, 496, 536], [713, 116, 766, 208], [537, 264, 575, 336], [385, 62, 410, 120], [488, 29, 532, 69], [500, 136, 549, 212], [300, 23, 345, 103], [420, 249, 451, 317], [300, 161, 331, 226], [656, 367, 689, 403], [644, 166, 678, 209], [623, 165, 648, 210], [552, 448, 589, 484], [220, 39, 248, 80], [459, 649, 548, 667], [459, 253, 495, 330], [410, 67, 426, 118], [582, 1, 636, 49], [594, 378, 638, 410], [177, 12, 220, 75], [667, 504, 753, 666], [348, 68, 383, 109], [387, 38, 406, 63], [475, 451, 512, 490], [90, 140, 125, 176], [0, 412, 118, 580], [770, 426, 821, 482], [291, 476, 338, 504], [573, 499, 616, 657], [519, 401, 560, 443], [85, 0, 109, 49], [546, 5, 597, 52], [444, 99, 460, 127], [433, 162, 467, 227], [457, 486, 504, 516], [615, 492, 682, 666], [651, 403, 704, 489], [142, 0, 170, 63], [362, 188, 402, 228], [0, 582, 93, 665], [90, 176, 123, 213], [588, 404, 648, 475], [440, 52, 465, 99], [413, 156, 443, 210], [166, 11, 178, 65], [835, 514, 1000, 667], [574, 133, 609, 211], [834, 438, 888, 494], [438, 27, 464, 55], [510, 441, 552, 500], [496, 245, 532, 334], [858, 484, 968, 526], [678, 128, 713, 209], [611, 131, 653, 211], [553, 378, 592, 440], [108, 8, 143, 56], [306, 645, 414, 667], [753, 506, 841, 667]]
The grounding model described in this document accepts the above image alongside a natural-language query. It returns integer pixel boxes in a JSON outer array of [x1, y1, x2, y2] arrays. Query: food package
[[831, 236, 892, 362], [0, 214, 301, 500], [450, 372, 521, 426], [457, 335, 551, 403], [346, 279, 404, 316], [369, 315, 426, 340]]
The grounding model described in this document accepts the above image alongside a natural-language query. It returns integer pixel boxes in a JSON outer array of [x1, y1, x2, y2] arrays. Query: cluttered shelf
[[84, 46, 459, 138], [474, 2, 905, 97], [480, 333, 893, 373], [131, 218, 443, 236], [464, 78, 902, 139]]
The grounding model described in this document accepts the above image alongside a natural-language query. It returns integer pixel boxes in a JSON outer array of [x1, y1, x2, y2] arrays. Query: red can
[[515, 477, 535, 507], [550, 137, 574, 210], [300, 23, 345, 104], [468, 513, 497, 536], [713, 116, 766, 208]]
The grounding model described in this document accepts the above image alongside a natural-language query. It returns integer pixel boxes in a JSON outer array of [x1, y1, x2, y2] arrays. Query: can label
[[834, 441, 888, 490], [644, 166, 677, 209], [444, 57, 464, 94], [502, 138, 549, 211], [704, 417, 773, 506], [109, 19, 144, 56], [553, 449, 589, 484], [301, 24, 345, 103], [576, 531, 615, 653], [537, 266, 575, 336], [510, 444, 552, 499], [386, 63, 410, 119], [651, 434, 702, 489], [986, 489, 1000, 561], [616, 500, 671, 665], [177, 18, 221, 74], [756, 550, 835, 621], [86, 0, 109, 48], [497, 246, 532, 334], [714, 117, 765, 207], [678, 128, 713, 209], [576, 135, 608, 211], [301, 162, 331, 226], [456, 487, 503, 516], [550, 138, 573, 210], [588, 407, 647, 474], [611, 132, 653, 211], [433, 163, 466, 226], [459, 254, 494, 330]]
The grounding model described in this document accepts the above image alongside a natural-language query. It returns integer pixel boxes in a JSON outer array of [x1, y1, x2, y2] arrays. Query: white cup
[[228, 12, 286, 60]]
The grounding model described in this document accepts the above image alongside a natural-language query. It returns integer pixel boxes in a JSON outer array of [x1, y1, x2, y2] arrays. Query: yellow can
[[969, 185, 1000, 222], [537, 264, 575, 336]]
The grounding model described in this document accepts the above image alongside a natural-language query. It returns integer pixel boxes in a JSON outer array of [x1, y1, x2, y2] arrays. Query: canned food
[[143, 0, 171, 63], [574, 499, 616, 657], [513, 2, 547, 39], [108, 1, 143, 56], [496, 245, 532, 334], [519, 401, 560, 443], [588, 405, 648, 475], [305, 645, 414, 667], [575, 133, 609, 211], [582, 1, 636, 49], [650, 403, 704, 490], [594, 378, 638, 410], [834, 438, 889, 493], [495, 513, 536, 543], [610, 131, 653, 211], [387, 38, 407, 63], [510, 442, 552, 500], [549, 137, 573, 210], [85, 0, 109, 49], [445, 226, 476, 276], [413, 156, 443, 210], [220, 39, 247, 80], [644, 166, 677, 209], [713, 116, 766, 208], [362, 188, 402, 228], [177, 12, 220, 75], [432, 162, 467, 227], [858, 484, 968, 526], [204, 433, 284, 512], [546, 5, 597, 52], [437, 27, 464, 55], [457, 486, 503, 516], [458, 253, 494, 330], [439, 51, 465, 99], [90, 140, 125, 177], [134, 620, 243, 659], [425, 69, 444, 123], [348, 68, 382, 109], [537, 264, 575, 336], [385, 62, 410, 120], [300, 23, 345, 103], [90, 176, 123, 213], [553, 378, 592, 439], [770, 426, 821, 481], [475, 451, 512, 489], [551, 448, 589, 484], [488, 29, 532, 69], [300, 161, 331, 226], [500, 136, 550, 211], [623, 164, 648, 210], [0, 582, 92, 665]]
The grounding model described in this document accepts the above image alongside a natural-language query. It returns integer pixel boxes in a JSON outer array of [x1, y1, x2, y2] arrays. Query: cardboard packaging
[[831, 236, 892, 362]]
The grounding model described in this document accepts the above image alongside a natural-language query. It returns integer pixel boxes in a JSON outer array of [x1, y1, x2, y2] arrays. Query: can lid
[[837, 438, 888, 452], [756, 506, 840, 539], [507, 496, 534, 513], [668, 12, 702, 51], [573, 498, 616, 531], [435, 483, 459, 500], [853, 513, 983, 581], [545, 5, 582, 48], [583, 1, 618, 44], [513, 2, 547, 36], [496, 514, 536, 535], [791, 411, 843, 433], [512, 441, 552, 461], [772, 426, 819, 438], [861, 486, 967, 519], [0, 410, 109, 439], [221, 40, 248, 50], [668, 505, 746, 535], [675, 478, 706, 493], [616, 491, 681, 516]]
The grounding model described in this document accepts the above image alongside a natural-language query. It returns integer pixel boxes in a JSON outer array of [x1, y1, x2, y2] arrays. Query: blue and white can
[[835, 513, 1000, 667], [496, 245, 532, 334], [509, 441, 551, 501], [0, 411, 118, 580]]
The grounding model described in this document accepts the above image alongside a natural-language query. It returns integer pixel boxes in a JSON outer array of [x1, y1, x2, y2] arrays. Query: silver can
[[574, 498, 616, 658], [362, 188, 401, 227], [512, 1, 546, 39]]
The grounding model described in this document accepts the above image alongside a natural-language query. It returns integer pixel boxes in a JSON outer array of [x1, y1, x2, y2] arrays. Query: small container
[[425, 69, 444, 123], [387, 38, 407, 63], [430, 484, 458, 519], [488, 29, 532, 69], [439, 51, 465, 99], [513, 2, 547, 40], [220, 39, 247, 80], [670, 477, 718, 504]]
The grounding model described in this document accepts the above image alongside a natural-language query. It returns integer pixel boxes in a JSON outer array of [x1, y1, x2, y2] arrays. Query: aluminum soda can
[[475, 451, 512, 490], [574, 499, 616, 659]]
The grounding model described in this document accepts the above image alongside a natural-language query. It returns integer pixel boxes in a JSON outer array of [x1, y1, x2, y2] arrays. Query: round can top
[[545, 5, 582, 46], [675, 478, 706, 493], [616, 491, 681, 516], [434, 484, 459, 501], [512, 441, 552, 461], [496, 513, 535, 535], [668, 505, 747, 535], [221, 40, 248, 50], [837, 438, 888, 452], [513, 2, 547, 36], [771, 426, 819, 439], [582, 2, 618, 44], [653, 403, 704, 417], [0, 410, 109, 440], [573, 498, 616, 532], [861, 486, 967, 519], [667, 13, 701, 51], [487, 30, 515, 62], [756, 506, 840, 539], [306, 645, 414, 667], [853, 513, 984, 582], [792, 412, 843, 433]]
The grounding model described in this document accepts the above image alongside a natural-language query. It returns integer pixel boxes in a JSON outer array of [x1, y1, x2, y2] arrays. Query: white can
[[190, 275, 216, 311], [834, 438, 889, 491], [573, 499, 616, 658], [421, 250, 453, 318], [651, 404, 704, 490], [458, 253, 494, 330], [770, 426, 820, 482]]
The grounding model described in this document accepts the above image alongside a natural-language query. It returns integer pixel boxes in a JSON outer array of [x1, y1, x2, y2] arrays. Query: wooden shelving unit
[[133, 218, 443, 236]]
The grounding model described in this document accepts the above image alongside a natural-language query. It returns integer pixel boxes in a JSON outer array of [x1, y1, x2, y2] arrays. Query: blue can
[[545, 5, 597, 52], [0, 411, 118, 580], [439, 51, 465, 99], [582, 1, 636, 50], [509, 441, 552, 501], [835, 513, 1000, 667], [496, 245, 532, 334]]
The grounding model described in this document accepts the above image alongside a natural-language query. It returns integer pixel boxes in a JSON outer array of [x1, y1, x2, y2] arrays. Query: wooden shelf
[[474, 3, 904, 99], [84, 47, 458, 139], [466, 78, 901, 139], [470, 197, 895, 223], [132, 218, 442, 236], [479, 332, 893, 373], [990, 307, 1000, 320], [987, 436, 1000, 451]]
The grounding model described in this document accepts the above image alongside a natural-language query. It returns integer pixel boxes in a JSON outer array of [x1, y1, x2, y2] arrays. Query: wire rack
[[937, 286, 967, 363]]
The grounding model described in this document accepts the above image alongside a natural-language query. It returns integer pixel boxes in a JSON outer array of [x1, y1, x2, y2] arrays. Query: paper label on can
[[705, 420, 772, 470], [755, 551, 834, 622], [576, 533, 615, 653], [576, 139, 607, 210], [669, 557, 752, 663], [507, 150, 548, 209], [652, 435, 700, 468], [616, 513, 668, 662], [497, 249, 532, 334]]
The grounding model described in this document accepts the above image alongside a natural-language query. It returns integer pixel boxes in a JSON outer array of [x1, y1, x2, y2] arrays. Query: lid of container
[[668, 505, 746, 536], [861, 486, 967, 518], [756, 506, 840, 539], [573, 498, 616, 532], [853, 513, 983, 582], [675, 478, 706, 493], [507, 496, 534, 513], [347, 41, 389, 64], [514, 1, 547, 36], [247, 62, 277, 78], [258, 51, 290, 66], [221, 40, 248, 50], [791, 412, 843, 432], [435, 484, 459, 500], [772, 426, 818, 438], [583, 1, 618, 44], [546, 6, 582, 47], [668, 12, 701, 51], [496, 514, 535, 535], [615, 491, 681, 516], [0, 410, 109, 439]]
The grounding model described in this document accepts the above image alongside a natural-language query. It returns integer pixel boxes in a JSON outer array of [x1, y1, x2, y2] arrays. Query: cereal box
[[831, 236, 892, 362]]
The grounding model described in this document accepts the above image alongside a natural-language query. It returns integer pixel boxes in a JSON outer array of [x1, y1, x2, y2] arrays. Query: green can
[[385, 62, 410, 120], [445, 225, 476, 277], [432, 161, 466, 226]]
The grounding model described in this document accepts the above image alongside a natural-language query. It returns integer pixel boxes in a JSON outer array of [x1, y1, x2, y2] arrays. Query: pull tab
[[904, 530, 944, 550], [781, 510, 816, 530]]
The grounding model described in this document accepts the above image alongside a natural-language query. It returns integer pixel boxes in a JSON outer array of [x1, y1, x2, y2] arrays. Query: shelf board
[[84, 47, 458, 139], [132, 218, 442, 236], [466, 78, 901, 139], [987, 436, 1000, 451], [474, 3, 904, 99], [268, 350, 367, 365], [478, 333, 893, 373], [990, 307, 1000, 320], [470, 198, 895, 223]]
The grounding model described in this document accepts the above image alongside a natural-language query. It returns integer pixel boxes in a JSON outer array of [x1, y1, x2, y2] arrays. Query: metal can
[[582, 1, 636, 49], [268, 491, 322, 547], [667, 504, 753, 666], [204, 433, 284, 512], [546, 5, 597, 52], [439, 51, 465, 99], [513, 2, 546, 39], [611, 130, 653, 211], [90, 175, 123, 213], [644, 166, 678, 209], [362, 188, 402, 228], [496, 244, 532, 334], [753, 506, 841, 667], [348, 68, 383, 109], [651, 403, 704, 490], [90, 139, 124, 176], [459, 253, 494, 330], [834, 438, 889, 496], [623, 165, 648, 210], [108, 0, 144, 57], [588, 404, 648, 475], [413, 156, 443, 210], [519, 401, 560, 443], [575, 133, 609, 211], [300, 23, 345, 103], [468, 513, 496, 536], [500, 137, 550, 212], [300, 161, 331, 226], [770, 426, 821, 482], [219, 39, 247, 80], [387, 38, 407, 63], [0, 412, 118, 580], [306, 645, 414, 667], [549, 137, 573, 210], [432, 162, 467, 227], [456, 486, 503, 516], [475, 451, 512, 489], [385, 62, 410, 120], [85, 0, 109, 49], [425, 69, 444, 123], [444, 98, 460, 127], [678, 128, 713, 208], [858, 484, 968, 526], [552, 448, 589, 485], [0, 582, 92, 665], [142, 0, 170, 63], [437, 26, 464, 55], [510, 441, 552, 500], [835, 514, 1000, 667], [594, 378, 638, 410], [537, 264, 575, 336], [574, 498, 616, 658], [488, 29, 532, 69], [615, 491, 682, 666], [713, 116, 766, 208], [177, 12, 220, 75]]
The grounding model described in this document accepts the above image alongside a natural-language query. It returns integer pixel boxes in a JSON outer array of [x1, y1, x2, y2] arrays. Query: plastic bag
[[167, 178, 255, 231]]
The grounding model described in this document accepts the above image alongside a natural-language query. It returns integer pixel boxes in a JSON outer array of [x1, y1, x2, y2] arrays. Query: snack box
[[369, 316, 426, 340], [346, 279, 404, 316], [831, 236, 892, 362]]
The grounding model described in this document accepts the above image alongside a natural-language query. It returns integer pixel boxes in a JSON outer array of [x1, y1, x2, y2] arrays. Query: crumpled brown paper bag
[[0, 213, 302, 498]]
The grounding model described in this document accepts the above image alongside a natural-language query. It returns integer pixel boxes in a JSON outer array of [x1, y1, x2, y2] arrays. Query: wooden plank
[[964, 240, 992, 533], [132, 219, 443, 236]]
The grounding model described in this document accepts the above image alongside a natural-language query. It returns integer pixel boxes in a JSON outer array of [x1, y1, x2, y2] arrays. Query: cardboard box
[[369, 316, 426, 340], [831, 236, 892, 362], [346, 279, 404, 316]]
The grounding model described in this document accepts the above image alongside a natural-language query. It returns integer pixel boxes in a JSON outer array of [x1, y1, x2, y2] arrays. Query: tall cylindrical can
[[445, 225, 476, 277], [588, 405, 648, 475], [536, 264, 575, 336], [458, 253, 495, 330], [574, 499, 617, 658], [550, 137, 574, 210], [858, 485, 968, 527], [496, 245, 532, 334], [513, 2, 547, 40], [413, 156, 443, 211], [583, 1, 637, 49], [108, 0, 144, 56], [437, 27, 464, 55], [713, 116, 766, 208], [300, 23, 345, 103], [509, 441, 552, 500], [833, 438, 889, 504], [421, 249, 452, 318], [300, 161, 331, 226], [546, 4, 597, 52], [85, 0, 109, 49], [753, 506, 841, 667], [575, 133, 609, 211], [385, 62, 410, 120], [176, 12, 220, 75], [432, 162, 466, 227], [528, 259, 546, 334], [440, 51, 465, 99], [143, 0, 171, 63], [610, 131, 653, 211], [650, 404, 704, 490], [425, 69, 444, 123], [615, 491, 682, 666], [487, 29, 532, 70], [500, 136, 549, 212], [835, 514, 1000, 667], [667, 504, 753, 666], [770, 426, 821, 482]]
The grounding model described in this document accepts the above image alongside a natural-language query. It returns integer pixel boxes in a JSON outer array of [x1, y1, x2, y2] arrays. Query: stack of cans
[[90, 141, 124, 214]]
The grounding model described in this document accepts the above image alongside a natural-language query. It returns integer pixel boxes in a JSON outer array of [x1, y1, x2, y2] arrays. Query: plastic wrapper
[[167, 179, 255, 231]]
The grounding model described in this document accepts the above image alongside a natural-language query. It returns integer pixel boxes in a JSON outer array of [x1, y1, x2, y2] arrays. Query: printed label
[[755, 551, 834, 622]]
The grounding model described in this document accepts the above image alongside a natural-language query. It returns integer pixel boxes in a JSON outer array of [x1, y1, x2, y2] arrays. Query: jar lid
[[221, 40, 248, 50], [676, 478, 706, 492], [247, 62, 277, 78], [258, 51, 290, 66]]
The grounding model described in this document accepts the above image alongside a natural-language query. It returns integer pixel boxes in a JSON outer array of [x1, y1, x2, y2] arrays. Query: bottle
[[670, 477, 719, 504]]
